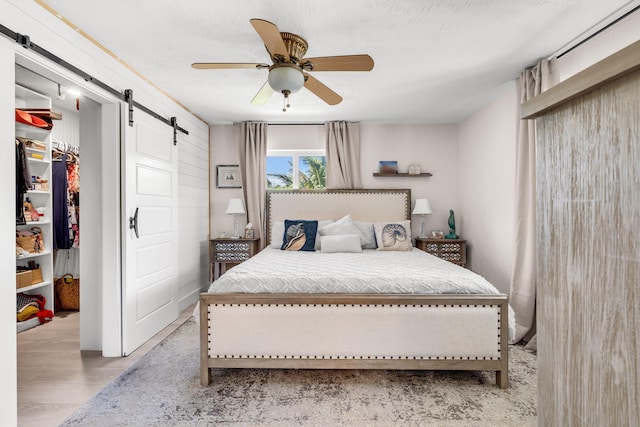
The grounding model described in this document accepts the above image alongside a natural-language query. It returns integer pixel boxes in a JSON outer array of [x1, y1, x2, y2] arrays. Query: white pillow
[[315, 220, 334, 250], [373, 220, 412, 251], [320, 234, 363, 253], [270, 221, 285, 249], [319, 215, 360, 237], [354, 221, 377, 249], [271, 219, 334, 250]]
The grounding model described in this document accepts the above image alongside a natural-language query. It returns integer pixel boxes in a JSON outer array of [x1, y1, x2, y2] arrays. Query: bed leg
[[496, 370, 508, 389], [201, 365, 211, 386]]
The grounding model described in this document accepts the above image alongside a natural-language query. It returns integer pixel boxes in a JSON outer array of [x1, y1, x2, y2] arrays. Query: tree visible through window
[[266, 152, 326, 189]]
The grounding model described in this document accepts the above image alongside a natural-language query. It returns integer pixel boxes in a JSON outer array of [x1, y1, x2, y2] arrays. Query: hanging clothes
[[67, 156, 80, 248], [52, 143, 80, 250], [15, 138, 31, 225], [52, 153, 70, 249]]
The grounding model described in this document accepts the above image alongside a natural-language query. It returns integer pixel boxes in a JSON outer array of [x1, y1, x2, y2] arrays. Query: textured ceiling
[[38, 0, 636, 124]]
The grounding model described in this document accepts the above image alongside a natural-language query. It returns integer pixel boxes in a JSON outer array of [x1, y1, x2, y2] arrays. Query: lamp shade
[[268, 64, 304, 94], [412, 198, 433, 215], [225, 198, 246, 215]]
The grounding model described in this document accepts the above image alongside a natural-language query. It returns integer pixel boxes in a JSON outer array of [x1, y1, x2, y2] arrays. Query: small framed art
[[431, 230, 445, 239], [216, 165, 241, 188], [244, 228, 255, 239], [408, 164, 421, 175], [379, 160, 398, 174]]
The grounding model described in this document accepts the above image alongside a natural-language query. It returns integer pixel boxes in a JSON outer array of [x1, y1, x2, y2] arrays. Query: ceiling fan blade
[[303, 54, 374, 72], [251, 81, 274, 105], [303, 73, 342, 105], [191, 63, 268, 70], [250, 18, 290, 62]]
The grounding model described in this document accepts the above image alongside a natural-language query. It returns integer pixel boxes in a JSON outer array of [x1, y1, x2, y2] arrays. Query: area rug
[[60, 318, 536, 426]]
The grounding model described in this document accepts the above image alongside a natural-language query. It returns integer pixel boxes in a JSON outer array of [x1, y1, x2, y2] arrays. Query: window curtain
[[510, 58, 554, 348], [325, 121, 362, 189], [236, 122, 267, 249]]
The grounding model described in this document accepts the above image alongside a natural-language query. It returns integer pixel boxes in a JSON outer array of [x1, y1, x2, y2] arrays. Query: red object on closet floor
[[15, 109, 49, 128]]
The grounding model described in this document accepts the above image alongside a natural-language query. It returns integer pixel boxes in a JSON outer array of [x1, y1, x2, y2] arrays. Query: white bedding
[[209, 247, 498, 295]]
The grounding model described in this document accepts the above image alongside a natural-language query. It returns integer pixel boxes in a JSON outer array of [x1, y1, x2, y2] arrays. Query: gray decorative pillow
[[320, 234, 362, 253], [354, 221, 377, 249], [373, 220, 412, 251]]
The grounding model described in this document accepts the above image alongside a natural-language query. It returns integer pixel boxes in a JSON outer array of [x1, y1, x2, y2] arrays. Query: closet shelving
[[15, 84, 54, 333]]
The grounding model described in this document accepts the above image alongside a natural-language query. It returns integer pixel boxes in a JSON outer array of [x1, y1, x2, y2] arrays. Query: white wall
[[177, 123, 210, 304], [360, 123, 460, 237], [210, 124, 243, 238], [458, 84, 518, 293], [210, 123, 460, 240]]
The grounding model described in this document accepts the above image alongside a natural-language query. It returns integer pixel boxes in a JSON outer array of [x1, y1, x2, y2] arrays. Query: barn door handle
[[129, 207, 139, 238]]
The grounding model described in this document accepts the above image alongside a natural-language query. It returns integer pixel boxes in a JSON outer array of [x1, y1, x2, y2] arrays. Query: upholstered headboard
[[266, 189, 411, 244]]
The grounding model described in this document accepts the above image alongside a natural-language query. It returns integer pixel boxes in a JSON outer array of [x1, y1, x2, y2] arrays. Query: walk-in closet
[[15, 65, 83, 332]]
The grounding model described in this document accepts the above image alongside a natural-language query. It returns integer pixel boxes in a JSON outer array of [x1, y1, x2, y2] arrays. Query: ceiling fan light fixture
[[268, 64, 304, 94]]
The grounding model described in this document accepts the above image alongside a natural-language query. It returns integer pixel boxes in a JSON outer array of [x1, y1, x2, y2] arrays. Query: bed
[[200, 189, 512, 388]]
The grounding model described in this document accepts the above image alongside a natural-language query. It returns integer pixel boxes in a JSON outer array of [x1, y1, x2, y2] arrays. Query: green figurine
[[445, 209, 459, 239]]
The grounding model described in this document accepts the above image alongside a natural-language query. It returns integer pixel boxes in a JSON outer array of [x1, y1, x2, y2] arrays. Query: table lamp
[[225, 198, 246, 238], [412, 198, 433, 238]]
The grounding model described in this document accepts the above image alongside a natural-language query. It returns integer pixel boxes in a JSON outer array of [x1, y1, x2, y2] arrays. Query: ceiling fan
[[192, 18, 374, 111]]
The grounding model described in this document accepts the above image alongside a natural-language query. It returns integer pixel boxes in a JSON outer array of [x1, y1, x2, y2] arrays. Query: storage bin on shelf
[[16, 271, 32, 290]]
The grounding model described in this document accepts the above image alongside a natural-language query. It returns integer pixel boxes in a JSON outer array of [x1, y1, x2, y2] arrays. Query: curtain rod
[[267, 123, 325, 126], [0, 22, 189, 137], [554, 3, 640, 59], [263, 121, 357, 126]]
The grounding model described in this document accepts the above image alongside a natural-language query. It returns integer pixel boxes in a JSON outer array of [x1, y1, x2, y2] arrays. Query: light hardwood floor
[[17, 304, 195, 427]]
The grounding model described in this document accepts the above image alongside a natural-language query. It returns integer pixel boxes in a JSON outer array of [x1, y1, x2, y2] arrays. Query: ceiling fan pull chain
[[282, 90, 291, 112]]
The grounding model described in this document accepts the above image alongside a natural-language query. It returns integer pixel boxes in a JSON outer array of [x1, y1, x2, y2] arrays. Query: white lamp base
[[231, 215, 240, 239]]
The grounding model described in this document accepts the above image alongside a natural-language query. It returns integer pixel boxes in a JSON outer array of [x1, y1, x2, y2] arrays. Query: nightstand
[[210, 237, 260, 281], [415, 238, 467, 267]]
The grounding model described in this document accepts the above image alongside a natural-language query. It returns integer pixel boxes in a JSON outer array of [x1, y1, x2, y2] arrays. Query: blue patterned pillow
[[281, 220, 318, 251]]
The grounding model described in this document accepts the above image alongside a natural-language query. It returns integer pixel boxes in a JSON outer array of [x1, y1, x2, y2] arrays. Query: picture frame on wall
[[216, 165, 241, 188]]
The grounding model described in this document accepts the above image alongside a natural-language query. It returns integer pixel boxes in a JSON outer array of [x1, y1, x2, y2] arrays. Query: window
[[266, 150, 326, 189]]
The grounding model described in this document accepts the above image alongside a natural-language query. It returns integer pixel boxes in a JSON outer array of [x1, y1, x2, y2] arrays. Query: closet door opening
[[15, 56, 121, 355]]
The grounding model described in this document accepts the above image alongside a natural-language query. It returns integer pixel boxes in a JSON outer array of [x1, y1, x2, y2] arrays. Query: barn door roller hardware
[[124, 89, 134, 127], [1, 24, 189, 137]]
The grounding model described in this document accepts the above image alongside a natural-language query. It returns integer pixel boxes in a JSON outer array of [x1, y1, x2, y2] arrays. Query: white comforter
[[201, 247, 516, 340], [209, 247, 501, 295]]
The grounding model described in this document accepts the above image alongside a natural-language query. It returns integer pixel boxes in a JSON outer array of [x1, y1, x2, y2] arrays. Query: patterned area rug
[[60, 319, 536, 426]]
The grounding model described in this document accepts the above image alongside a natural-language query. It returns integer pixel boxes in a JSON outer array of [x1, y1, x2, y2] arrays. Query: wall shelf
[[373, 172, 433, 177]]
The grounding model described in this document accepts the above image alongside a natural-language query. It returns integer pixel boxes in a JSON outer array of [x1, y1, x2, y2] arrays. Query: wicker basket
[[31, 268, 43, 284], [54, 274, 80, 311], [16, 271, 32, 289], [16, 227, 43, 253]]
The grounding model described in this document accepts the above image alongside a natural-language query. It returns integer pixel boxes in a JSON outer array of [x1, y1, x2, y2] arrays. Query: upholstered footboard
[[200, 293, 509, 388]]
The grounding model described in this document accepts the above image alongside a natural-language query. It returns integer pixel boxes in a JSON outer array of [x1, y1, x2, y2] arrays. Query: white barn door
[[122, 109, 178, 355]]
